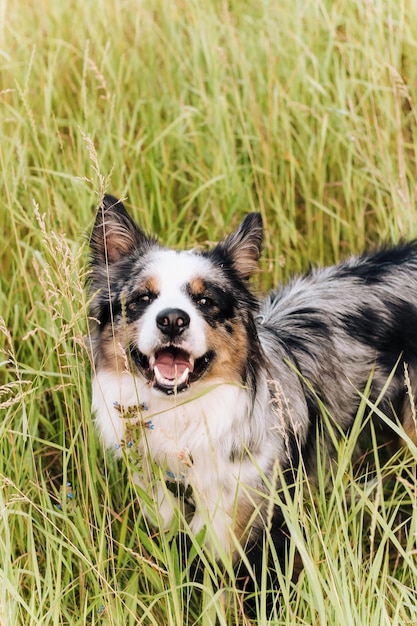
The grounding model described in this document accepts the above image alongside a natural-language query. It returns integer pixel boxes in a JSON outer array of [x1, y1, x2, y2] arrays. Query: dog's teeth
[[153, 364, 190, 389], [149, 355, 155, 369], [189, 356, 195, 368], [177, 367, 189, 386]]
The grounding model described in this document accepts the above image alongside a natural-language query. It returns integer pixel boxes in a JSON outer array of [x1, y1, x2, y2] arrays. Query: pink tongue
[[154, 350, 192, 380]]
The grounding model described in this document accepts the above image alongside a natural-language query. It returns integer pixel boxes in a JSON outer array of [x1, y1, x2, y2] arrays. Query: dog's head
[[89, 195, 263, 395]]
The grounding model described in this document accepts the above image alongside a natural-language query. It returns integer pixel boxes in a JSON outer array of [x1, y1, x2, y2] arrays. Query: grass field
[[1, 0, 417, 623]]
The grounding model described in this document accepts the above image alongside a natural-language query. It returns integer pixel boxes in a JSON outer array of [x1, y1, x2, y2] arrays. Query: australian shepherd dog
[[89, 194, 417, 601]]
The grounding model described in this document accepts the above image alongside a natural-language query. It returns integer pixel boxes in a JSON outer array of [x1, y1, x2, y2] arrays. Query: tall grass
[[1, 0, 417, 623]]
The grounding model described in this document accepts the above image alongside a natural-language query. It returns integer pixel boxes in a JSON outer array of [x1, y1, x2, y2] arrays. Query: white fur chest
[[92, 370, 263, 550], [92, 370, 252, 482]]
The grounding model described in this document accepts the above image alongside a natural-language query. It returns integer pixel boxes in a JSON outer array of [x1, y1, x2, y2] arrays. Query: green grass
[[1, 0, 417, 623]]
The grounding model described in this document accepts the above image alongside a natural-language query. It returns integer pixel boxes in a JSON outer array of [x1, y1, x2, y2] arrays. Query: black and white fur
[[89, 195, 417, 593]]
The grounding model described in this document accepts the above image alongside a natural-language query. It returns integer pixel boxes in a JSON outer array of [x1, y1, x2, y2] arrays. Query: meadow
[[1, 0, 417, 623]]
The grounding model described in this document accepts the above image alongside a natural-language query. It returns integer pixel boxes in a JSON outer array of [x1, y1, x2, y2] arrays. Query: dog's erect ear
[[216, 213, 263, 280], [90, 195, 152, 264]]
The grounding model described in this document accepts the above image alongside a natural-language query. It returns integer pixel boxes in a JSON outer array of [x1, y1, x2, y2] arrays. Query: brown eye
[[197, 296, 212, 307], [128, 293, 154, 310]]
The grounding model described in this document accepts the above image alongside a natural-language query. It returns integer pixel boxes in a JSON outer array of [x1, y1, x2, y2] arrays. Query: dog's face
[[89, 195, 263, 395]]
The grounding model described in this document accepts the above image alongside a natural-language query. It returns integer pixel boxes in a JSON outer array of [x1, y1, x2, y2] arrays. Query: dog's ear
[[90, 195, 152, 264], [216, 213, 263, 280]]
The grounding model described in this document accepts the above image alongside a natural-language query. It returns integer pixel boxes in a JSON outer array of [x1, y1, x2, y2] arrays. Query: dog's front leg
[[187, 480, 238, 559], [133, 472, 177, 529]]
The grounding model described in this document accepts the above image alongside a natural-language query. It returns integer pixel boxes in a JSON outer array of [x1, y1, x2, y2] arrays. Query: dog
[[88, 194, 417, 600]]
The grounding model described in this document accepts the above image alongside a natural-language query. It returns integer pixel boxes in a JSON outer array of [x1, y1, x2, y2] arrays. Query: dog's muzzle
[[130, 308, 215, 393]]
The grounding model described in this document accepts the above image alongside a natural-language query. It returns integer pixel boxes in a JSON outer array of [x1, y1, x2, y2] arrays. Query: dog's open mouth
[[130, 346, 214, 394]]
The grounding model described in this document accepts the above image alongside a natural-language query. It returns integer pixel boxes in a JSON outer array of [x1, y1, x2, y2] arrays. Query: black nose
[[156, 308, 190, 338]]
